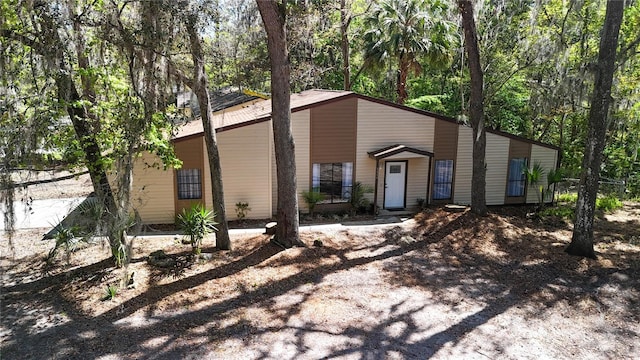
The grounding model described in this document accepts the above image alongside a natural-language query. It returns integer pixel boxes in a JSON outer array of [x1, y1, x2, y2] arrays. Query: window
[[312, 162, 353, 203], [433, 160, 454, 200], [177, 168, 202, 199], [507, 158, 527, 197]]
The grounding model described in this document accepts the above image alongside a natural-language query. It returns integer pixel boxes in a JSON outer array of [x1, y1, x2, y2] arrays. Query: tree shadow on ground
[[1, 206, 639, 359], [377, 208, 639, 357]]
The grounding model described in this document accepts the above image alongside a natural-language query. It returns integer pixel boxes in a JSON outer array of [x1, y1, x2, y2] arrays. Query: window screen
[[177, 168, 202, 199], [312, 162, 353, 203], [433, 160, 454, 200], [507, 158, 527, 197]]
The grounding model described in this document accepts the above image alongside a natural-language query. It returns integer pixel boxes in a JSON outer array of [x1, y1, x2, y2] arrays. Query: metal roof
[[174, 89, 352, 140]]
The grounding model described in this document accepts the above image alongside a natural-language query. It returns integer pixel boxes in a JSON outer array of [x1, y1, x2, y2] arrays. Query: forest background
[[203, 0, 640, 196]]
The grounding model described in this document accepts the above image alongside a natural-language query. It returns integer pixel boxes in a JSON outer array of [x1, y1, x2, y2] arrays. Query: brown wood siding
[[431, 119, 459, 203], [504, 138, 531, 204], [310, 97, 357, 165], [174, 136, 205, 215]]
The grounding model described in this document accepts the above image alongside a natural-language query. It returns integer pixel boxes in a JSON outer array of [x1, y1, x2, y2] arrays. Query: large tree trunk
[[397, 57, 410, 105], [340, 0, 351, 91], [257, 1, 303, 248], [459, 0, 487, 216], [185, 17, 231, 250], [566, 0, 624, 259]]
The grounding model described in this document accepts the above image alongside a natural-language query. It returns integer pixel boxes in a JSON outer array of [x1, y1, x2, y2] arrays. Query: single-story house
[[128, 89, 559, 224]]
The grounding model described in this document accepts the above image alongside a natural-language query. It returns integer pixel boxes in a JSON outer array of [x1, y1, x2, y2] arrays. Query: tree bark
[[397, 57, 410, 105], [185, 17, 231, 250], [257, 1, 303, 248], [459, 0, 487, 216], [340, 0, 351, 91], [567, 0, 624, 259]]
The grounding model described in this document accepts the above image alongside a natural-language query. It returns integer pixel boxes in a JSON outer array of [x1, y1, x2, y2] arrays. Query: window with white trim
[[312, 162, 353, 203], [433, 160, 454, 200], [507, 158, 527, 197], [177, 168, 202, 199]]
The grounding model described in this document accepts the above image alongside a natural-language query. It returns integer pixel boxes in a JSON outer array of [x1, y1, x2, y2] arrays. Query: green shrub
[[177, 204, 217, 255], [596, 196, 623, 213], [525, 162, 545, 206], [46, 224, 85, 266], [349, 182, 373, 214], [556, 193, 578, 203], [235, 202, 251, 220], [104, 284, 118, 301], [540, 205, 575, 219], [302, 190, 325, 215]]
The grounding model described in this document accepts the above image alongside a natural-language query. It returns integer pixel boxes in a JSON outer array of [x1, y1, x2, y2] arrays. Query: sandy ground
[[1, 173, 639, 359]]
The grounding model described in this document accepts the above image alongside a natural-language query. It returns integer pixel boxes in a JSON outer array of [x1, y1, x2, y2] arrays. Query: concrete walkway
[[0, 197, 86, 231], [1, 196, 413, 236], [133, 216, 413, 239]]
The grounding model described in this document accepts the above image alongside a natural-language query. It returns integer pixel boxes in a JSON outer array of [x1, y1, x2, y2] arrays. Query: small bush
[[302, 190, 324, 215], [349, 182, 373, 214], [104, 284, 118, 301], [235, 202, 251, 220], [596, 196, 623, 213], [542, 194, 623, 218], [556, 193, 578, 203], [46, 224, 85, 266], [177, 204, 217, 255], [540, 205, 575, 219]]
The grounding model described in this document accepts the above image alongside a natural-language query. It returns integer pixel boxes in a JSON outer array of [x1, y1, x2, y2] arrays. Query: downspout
[[427, 156, 433, 205], [373, 158, 380, 215]]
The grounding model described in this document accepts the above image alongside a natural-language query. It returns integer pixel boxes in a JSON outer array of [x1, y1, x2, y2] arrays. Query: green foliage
[[542, 194, 622, 219], [235, 202, 251, 220], [556, 193, 578, 203], [525, 162, 546, 206], [104, 284, 118, 301], [596, 196, 623, 213], [362, 0, 455, 102], [302, 190, 325, 215], [349, 182, 373, 214], [46, 224, 84, 266], [547, 168, 565, 188], [177, 204, 217, 255], [405, 95, 448, 114], [540, 204, 575, 219]]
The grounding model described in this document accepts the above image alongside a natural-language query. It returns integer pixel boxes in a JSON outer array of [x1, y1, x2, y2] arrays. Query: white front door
[[384, 161, 406, 209]]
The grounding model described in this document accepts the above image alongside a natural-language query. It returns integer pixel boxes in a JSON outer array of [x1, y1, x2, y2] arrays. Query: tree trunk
[[257, 1, 303, 248], [566, 0, 624, 259], [397, 57, 409, 105], [459, 0, 487, 216], [340, 0, 351, 91], [67, 3, 130, 266], [185, 18, 231, 250]]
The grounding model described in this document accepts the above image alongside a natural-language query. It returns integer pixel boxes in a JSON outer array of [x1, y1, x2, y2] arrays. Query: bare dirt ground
[[1, 176, 639, 359]]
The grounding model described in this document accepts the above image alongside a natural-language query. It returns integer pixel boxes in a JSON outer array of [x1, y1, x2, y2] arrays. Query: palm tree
[[363, 0, 454, 104]]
